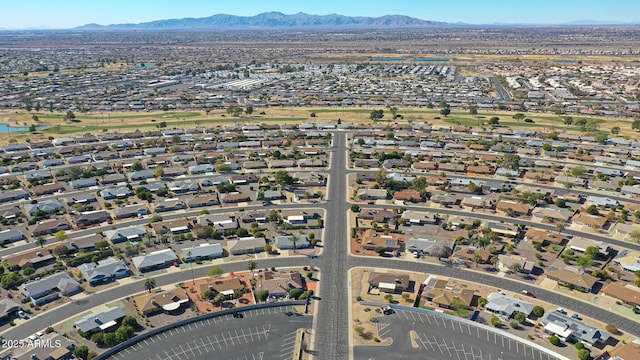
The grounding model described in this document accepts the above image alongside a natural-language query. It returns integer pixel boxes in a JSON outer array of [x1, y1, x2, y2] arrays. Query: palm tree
[[36, 237, 47, 248], [473, 252, 483, 267], [144, 277, 156, 293]]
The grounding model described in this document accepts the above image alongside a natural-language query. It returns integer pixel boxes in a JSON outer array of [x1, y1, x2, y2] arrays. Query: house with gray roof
[[132, 248, 178, 272], [275, 234, 311, 250], [181, 243, 223, 262], [24, 199, 63, 216], [75, 306, 126, 334], [100, 187, 132, 200], [78, 257, 130, 286], [0, 228, 25, 244], [19, 272, 81, 305], [69, 178, 99, 189], [540, 310, 611, 345], [168, 180, 200, 194], [189, 164, 215, 175], [67, 154, 93, 164], [104, 225, 148, 244], [200, 176, 228, 187], [129, 170, 155, 181], [112, 204, 149, 219], [485, 292, 535, 319], [405, 238, 444, 256]]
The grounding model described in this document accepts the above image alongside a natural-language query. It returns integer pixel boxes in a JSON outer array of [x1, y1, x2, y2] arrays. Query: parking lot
[[355, 308, 565, 360], [106, 305, 312, 360]]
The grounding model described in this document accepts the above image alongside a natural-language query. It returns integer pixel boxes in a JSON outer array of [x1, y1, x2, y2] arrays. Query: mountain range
[[75, 12, 447, 30]]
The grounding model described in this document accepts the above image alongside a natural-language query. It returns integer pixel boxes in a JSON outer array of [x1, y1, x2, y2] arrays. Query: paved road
[[492, 76, 511, 101]]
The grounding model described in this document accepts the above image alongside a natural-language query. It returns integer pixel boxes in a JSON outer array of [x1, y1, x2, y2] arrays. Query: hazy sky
[[2, 0, 639, 29]]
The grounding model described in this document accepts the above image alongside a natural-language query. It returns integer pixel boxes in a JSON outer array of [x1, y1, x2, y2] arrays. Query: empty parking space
[[105, 306, 311, 360], [355, 309, 564, 360]]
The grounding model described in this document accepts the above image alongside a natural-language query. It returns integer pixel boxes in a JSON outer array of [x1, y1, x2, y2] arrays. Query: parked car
[[521, 290, 535, 297], [17, 310, 27, 319]]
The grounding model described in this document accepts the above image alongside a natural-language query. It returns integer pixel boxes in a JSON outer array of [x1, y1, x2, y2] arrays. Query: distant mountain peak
[[74, 12, 447, 30]]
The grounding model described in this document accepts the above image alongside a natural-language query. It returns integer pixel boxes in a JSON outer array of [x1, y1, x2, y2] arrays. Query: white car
[[17, 310, 27, 319]]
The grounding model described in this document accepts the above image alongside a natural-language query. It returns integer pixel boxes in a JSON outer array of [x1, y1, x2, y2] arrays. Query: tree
[[490, 316, 501, 327], [570, 166, 587, 178], [274, 170, 295, 188], [469, 106, 478, 117], [489, 117, 500, 126], [310, 111, 317, 118], [576, 256, 595, 271], [131, 160, 143, 172], [213, 293, 225, 307], [64, 110, 76, 121], [144, 277, 156, 293], [605, 324, 619, 334], [503, 154, 520, 171], [369, 109, 384, 121], [36, 237, 48, 248], [549, 335, 562, 346], [350, 204, 360, 213], [122, 315, 138, 328], [632, 119, 640, 131], [53, 244, 69, 258], [514, 312, 527, 324], [208, 267, 224, 276], [628, 230, 640, 243], [91, 332, 105, 346], [512, 113, 525, 122], [74, 345, 90, 360], [54, 230, 67, 242], [439, 107, 451, 117], [532, 305, 545, 318], [154, 166, 165, 178], [245, 105, 253, 115], [585, 204, 599, 216], [577, 349, 591, 360], [256, 290, 269, 302], [29, 124, 37, 132], [247, 260, 257, 271], [563, 116, 574, 125], [104, 333, 117, 346], [477, 298, 487, 308], [585, 246, 600, 259], [402, 293, 411, 303], [384, 294, 394, 303], [611, 126, 621, 134]]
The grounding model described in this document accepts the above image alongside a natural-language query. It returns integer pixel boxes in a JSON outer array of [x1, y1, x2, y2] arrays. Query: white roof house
[[181, 243, 223, 262], [132, 249, 178, 272]]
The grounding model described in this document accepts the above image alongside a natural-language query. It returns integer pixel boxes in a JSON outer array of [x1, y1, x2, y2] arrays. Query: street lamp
[[187, 250, 195, 285]]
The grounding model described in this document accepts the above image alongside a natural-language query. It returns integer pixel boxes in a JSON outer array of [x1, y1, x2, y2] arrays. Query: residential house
[[524, 228, 565, 246], [186, 194, 219, 208], [74, 306, 126, 334], [540, 310, 610, 345], [112, 204, 149, 219], [227, 237, 266, 255], [10, 332, 75, 360], [0, 228, 25, 244], [133, 287, 190, 316], [5, 248, 55, 271], [367, 271, 410, 294], [485, 292, 534, 319], [497, 255, 535, 274], [197, 213, 238, 231], [451, 245, 491, 264], [153, 198, 185, 212], [168, 180, 200, 194], [531, 207, 575, 223], [361, 229, 404, 252], [255, 271, 305, 298], [221, 193, 251, 204], [200, 276, 245, 299], [100, 187, 132, 200], [104, 225, 148, 244], [496, 200, 532, 216], [132, 249, 179, 272], [393, 189, 423, 202], [24, 199, 64, 216], [31, 183, 66, 196], [274, 234, 311, 250], [0, 298, 21, 321], [31, 218, 70, 237], [400, 210, 438, 225], [74, 210, 111, 227], [181, 243, 224, 262], [151, 218, 193, 235], [568, 237, 611, 255], [613, 250, 640, 272], [405, 238, 447, 257], [19, 272, 82, 305], [601, 283, 640, 308], [572, 213, 609, 229], [356, 188, 388, 201], [422, 278, 475, 310], [545, 268, 598, 293]]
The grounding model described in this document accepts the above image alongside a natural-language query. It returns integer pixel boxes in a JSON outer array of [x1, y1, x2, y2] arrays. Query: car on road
[[521, 290, 535, 297]]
